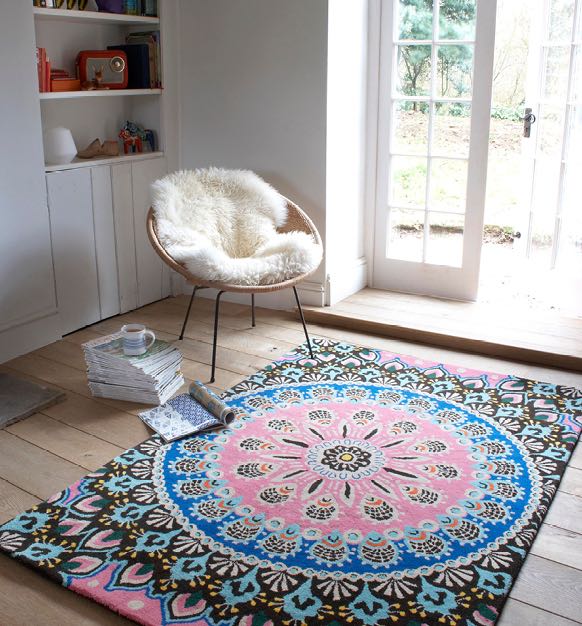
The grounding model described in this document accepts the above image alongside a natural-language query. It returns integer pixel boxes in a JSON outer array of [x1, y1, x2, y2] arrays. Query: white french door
[[478, 0, 582, 315], [372, 0, 497, 300], [517, 0, 582, 267]]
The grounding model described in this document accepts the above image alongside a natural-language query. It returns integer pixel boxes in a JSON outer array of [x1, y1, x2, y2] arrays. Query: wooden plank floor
[[304, 288, 582, 372], [0, 294, 581, 626]]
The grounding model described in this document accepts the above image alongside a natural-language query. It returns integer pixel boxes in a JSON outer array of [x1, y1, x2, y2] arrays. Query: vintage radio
[[76, 50, 128, 89]]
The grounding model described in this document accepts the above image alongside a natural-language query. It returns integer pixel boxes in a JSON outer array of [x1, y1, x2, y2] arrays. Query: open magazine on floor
[[138, 380, 235, 442]]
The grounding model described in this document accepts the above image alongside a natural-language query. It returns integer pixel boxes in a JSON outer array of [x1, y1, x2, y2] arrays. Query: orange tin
[[50, 78, 82, 92]]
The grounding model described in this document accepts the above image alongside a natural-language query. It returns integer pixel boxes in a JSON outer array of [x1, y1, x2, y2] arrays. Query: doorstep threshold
[[303, 289, 582, 373]]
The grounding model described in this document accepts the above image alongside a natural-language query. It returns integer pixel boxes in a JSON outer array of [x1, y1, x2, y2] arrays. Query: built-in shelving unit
[[44, 150, 165, 173], [29, 3, 174, 337], [0, 1, 176, 357], [33, 7, 160, 26], [34, 2, 164, 170], [40, 88, 162, 100]]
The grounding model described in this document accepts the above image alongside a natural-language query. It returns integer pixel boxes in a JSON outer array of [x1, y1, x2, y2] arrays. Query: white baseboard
[[0, 312, 61, 364], [296, 280, 326, 307], [328, 256, 368, 306]]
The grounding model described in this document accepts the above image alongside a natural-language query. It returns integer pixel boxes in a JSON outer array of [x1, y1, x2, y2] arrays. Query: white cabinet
[[47, 170, 101, 335], [47, 156, 169, 335], [91, 166, 120, 320], [111, 156, 170, 313], [132, 157, 170, 307], [111, 163, 138, 314]]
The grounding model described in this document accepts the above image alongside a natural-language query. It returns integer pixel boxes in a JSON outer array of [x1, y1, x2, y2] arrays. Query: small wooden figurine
[[81, 66, 109, 91], [144, 129, 156, 152], [118, 122, 156, 154], [119, 121, 144, 154]]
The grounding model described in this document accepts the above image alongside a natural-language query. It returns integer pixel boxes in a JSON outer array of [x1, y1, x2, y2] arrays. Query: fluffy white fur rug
[[151, 168, 322, 286]]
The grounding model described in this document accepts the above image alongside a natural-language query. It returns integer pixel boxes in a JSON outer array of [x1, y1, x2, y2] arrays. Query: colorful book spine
[[36, 47, 42, 92], [36, 47, 51, 93], [153, 30, 161, 88], [44, 58, 51, 92], [139, 0, 157, 16]]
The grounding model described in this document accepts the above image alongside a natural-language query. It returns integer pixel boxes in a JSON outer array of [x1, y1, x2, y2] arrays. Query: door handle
[[522, 108, 536, 138]]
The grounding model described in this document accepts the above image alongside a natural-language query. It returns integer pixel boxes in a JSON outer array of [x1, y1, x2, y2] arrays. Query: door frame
[[370, 0, 498, 301]]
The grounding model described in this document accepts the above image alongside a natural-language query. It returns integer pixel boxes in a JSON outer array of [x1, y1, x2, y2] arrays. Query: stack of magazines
[[82, 333, 183, 405]]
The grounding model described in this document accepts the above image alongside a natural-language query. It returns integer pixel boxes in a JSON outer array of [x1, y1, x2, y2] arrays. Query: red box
[[76, 50, 128, 89]]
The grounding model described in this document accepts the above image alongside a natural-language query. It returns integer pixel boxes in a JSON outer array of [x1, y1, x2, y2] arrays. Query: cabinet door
[[132, 157, 170, 307], [111, 163, 138, 314], [91, 166, 120, 320], [47, 170, 100, 335]]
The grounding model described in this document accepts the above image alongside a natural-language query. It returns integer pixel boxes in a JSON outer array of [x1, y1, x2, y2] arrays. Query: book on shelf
[[36, 47, 42, 91], [33, 0, 157, 13], [138, 0, 158, 17], [109, 31, 161, 90], [36, 47, 51, 93], [139, 381, 236, 442], [82, 332, 184, 405], [125, 30, 161, 88], [108, 43, 150, 89]]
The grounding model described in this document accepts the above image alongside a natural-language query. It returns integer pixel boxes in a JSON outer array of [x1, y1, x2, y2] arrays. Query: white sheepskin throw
[[151, 168, 322, 286]]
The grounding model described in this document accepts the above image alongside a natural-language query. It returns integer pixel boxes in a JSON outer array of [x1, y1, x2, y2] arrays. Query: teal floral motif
[[18, 541, 67, 564]]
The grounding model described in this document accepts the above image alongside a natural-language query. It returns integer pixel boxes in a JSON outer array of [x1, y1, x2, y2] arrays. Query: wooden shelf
[[39, 88, 162, 100], [45, 151, 165, 173], [33, 7, 159, 26]]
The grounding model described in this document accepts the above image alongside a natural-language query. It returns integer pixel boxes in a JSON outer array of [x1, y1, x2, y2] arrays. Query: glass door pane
[[387, 0, 475, 267], [439, 0, 477, 39], [373, 0, 496, 300]]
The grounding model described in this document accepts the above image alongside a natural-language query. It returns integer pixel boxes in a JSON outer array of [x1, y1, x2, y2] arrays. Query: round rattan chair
[[147, 197, 322, 382]]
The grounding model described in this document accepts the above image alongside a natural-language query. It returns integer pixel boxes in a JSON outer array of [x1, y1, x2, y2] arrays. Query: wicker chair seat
[[147, 199, 322, 294]]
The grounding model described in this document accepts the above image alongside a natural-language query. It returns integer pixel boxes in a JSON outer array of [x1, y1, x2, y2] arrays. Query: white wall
[[326, 0, 369, 305], [177, 0, 329, 307], [177, 0, 371, 309], [0, 0, 61, 361]]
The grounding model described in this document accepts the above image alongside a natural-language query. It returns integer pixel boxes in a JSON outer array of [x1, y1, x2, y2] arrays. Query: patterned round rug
[[160, 382, 538, 582], [0, 338, 580, 626]]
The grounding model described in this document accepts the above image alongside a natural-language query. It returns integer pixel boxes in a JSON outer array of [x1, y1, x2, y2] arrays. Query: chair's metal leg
[[180, 286, 199, 340], [210, 290, 225, 383], [292, 286, 314, 359], [251, 294, 256, 327]]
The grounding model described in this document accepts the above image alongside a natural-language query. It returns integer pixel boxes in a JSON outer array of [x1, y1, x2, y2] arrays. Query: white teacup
[[121, 323, 156, 356]]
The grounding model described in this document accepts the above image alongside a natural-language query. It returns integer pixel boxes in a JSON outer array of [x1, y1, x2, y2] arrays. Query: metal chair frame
[[179, 285, 314, 383]]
